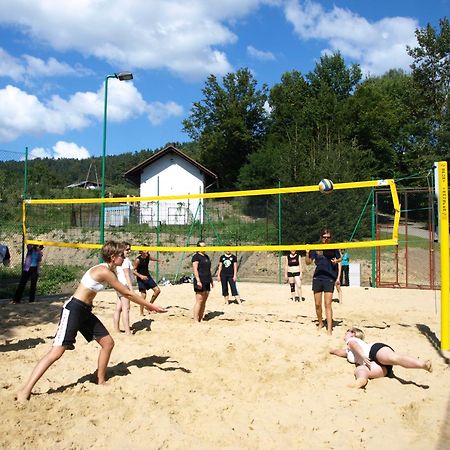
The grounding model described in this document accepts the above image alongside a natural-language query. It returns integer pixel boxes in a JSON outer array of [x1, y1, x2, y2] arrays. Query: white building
[[124, 145, 218, 225]]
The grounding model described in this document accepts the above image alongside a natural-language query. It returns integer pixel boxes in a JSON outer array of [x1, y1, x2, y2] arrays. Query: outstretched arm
[[104, 269, 166, 313], [329, 348, 347, 358]]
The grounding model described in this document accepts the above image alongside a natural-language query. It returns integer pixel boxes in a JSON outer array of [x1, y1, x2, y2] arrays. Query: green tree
[[183, 68, 269, 189], [239, 54, 370, 243], [347, 70, 419, 179], [407, 17, 450, 167]]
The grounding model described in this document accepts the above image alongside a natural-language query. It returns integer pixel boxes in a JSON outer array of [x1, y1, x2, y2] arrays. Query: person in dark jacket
[[13, 244, 43, 303]]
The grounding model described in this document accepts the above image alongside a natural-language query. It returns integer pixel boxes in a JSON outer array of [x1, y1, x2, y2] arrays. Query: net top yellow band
[[25, 179, 393, 205], [26, 239, 398, 252]]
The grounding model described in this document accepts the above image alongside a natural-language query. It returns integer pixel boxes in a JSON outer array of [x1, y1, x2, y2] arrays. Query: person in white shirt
[[113, 243, 134, 335], [330, 327, 432, 388]]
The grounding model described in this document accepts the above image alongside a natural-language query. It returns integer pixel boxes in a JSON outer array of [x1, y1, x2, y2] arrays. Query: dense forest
[[0, 19, 448, 239]]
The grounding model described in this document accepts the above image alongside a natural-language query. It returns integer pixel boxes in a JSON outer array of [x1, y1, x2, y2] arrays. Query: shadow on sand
[[46, 354, 191, 395]]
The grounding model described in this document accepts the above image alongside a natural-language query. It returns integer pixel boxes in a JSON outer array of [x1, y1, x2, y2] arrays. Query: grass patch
[[0, 264, 83, 299]]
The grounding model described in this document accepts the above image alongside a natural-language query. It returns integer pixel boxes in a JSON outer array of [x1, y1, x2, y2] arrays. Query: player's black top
[[287, 252, 300, 267], [135, 255, 150, 276], [219, 253, 237, 277], [309, 249, 340, 280], [192, 252, 212, 283]]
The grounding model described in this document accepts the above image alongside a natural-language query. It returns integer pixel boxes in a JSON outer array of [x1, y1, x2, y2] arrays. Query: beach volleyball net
[[23, 179, 400, 253]]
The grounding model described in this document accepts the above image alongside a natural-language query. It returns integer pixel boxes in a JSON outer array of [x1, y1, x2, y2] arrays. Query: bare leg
[[223, 295, 230, 305], [314, 292, 324, 329], [16, 345, 66, 401], [295, 275, 303, 301], [288, 276, 295, 300], [139, 291, 146, 316], [120, 297, 131, 334], [324, 292, 333, 335], [113, 298, 122, 332], [352, 365, 369, 388], [193, 292, 207, 322], [375, 347, 432, 371], [335, 281, 343, 304], [199, 292, 209, 319], [96, 335, 115, 384], [149, 286, 161, 304]]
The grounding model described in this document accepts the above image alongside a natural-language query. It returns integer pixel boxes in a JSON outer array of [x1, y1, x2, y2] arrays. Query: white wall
[[139, 153, 205, 225]]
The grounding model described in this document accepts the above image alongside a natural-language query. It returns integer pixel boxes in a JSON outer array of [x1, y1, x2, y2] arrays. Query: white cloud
[[247, 45, 276, 61], [0, 0, 275, 79], [29, 141, 90, 159], [147, 101, 184, 125], [52, 141, 90, 159], [29, 147, 51, 159], [284, 0, 418, 75], [0, 80, 182, 142], [0, 47, 90, 82]]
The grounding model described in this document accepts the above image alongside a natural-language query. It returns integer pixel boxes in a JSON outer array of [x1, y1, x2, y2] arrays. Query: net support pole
[[21, 146, 29, 270], [156, 176, 160, 282], [278, 180, 282, 285], [437, 161, 449, 350], [371, 187, 376, 287]]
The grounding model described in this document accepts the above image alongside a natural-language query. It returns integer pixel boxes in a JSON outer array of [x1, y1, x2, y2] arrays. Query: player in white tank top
[[15, 241, 167, 403], [113, 245, 134, 335]]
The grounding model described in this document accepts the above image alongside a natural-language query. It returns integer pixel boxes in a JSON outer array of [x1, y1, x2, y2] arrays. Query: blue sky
[[0, 0, 448, 161]]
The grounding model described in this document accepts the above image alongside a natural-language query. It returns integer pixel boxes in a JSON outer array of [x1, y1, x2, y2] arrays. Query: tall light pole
[[100, 71, 133, 245]]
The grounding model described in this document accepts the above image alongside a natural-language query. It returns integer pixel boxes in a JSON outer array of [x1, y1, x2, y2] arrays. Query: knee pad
[[290, 283, 295, 293]]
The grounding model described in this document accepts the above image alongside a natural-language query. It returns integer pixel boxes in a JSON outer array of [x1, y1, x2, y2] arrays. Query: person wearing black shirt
[[217, 250, 241, 305], [191, 240, 213, 322], [305, 229, 341, 335], [284, 249, 303, 302], [133, 248, 160, 316]]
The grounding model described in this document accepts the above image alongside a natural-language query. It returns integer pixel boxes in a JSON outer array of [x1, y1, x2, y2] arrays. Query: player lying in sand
[[329, 327, 432, 388], [15, 241, 167, 402]]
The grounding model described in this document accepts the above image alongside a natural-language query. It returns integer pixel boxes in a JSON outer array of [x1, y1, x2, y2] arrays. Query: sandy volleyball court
[[0, 282, 449, 449]]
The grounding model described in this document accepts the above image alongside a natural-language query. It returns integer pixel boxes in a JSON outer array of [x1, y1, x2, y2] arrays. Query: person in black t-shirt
[[284, 249, 303, 302], [133, 248, 160, 316], [217, 250, 241, 305], [191, 240, 213, 322], [305, 229, 341, 335]]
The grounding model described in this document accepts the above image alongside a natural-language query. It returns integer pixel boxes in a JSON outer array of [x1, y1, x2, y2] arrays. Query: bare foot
[[424, 360, 433, 372], [15, 389, 30, 402], [327, 329, 333, 336]]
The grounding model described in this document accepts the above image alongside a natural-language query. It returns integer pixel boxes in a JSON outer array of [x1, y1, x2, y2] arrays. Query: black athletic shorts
[[193, 279, 211, 293], [369, 342, 394, 376], [287, 271, 301, 277], [137, 276, 157, 291], [312, 277, 335, 293], [53, 297, 109, 349]]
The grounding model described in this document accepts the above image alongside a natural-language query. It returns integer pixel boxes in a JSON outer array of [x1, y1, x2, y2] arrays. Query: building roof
[[65, 181, 102, 189], [124, 144, 218, 187]]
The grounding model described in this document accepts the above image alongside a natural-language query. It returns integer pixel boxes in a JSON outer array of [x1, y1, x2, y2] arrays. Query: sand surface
[[1, 283, 449, 449]]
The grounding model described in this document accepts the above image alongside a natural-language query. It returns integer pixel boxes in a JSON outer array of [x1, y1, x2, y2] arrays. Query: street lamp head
[[115, 71, 133, 81]]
